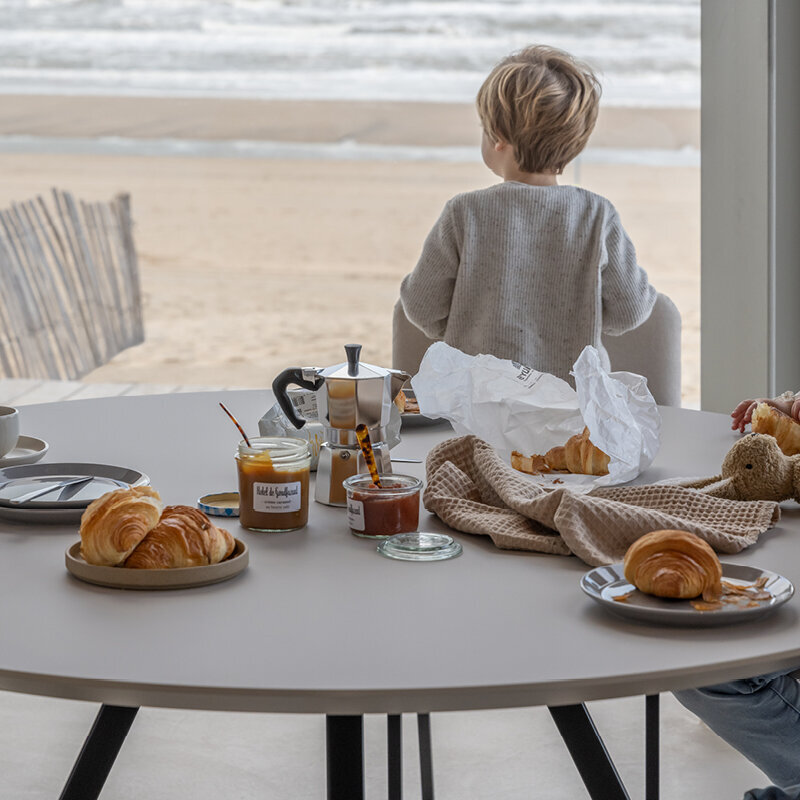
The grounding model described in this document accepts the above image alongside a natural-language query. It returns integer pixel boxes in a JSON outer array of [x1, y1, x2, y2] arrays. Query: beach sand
[[0, 97, 699, 404]]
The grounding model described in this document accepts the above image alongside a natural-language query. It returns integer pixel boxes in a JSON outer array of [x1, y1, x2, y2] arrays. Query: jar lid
[[377, 532, 462, 562], [197, 492, 240, 517]]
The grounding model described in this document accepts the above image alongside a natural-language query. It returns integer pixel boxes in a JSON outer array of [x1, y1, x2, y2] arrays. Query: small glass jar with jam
[[342, 474, 423, 539], [236, 437, 311, 532]]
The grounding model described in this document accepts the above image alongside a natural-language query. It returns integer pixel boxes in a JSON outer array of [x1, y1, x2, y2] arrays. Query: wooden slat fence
[[0, 189, 143, 380]]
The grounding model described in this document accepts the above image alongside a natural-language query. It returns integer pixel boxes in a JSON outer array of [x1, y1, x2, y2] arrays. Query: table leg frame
[[326, 715, 364, 800], [548, 703, 631, 800], [59, 699, 657, 800], [58, 704, 139, 800], [646, 694, 660, 800], [387, 714, 402, 800], [417, 712, 435, 800]]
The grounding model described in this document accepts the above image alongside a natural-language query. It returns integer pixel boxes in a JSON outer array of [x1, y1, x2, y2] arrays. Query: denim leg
[[673, 669, 800, 788], [744, 783, 800, 800]]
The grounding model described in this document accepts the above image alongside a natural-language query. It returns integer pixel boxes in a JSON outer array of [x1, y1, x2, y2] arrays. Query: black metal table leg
[[417, 712, 434, 800], [388, 714, 402, 800], [548, 704, 631, 800], [646, 694, 659, 800], [59, 704, 139, 800], [326, 715, 364, 800]]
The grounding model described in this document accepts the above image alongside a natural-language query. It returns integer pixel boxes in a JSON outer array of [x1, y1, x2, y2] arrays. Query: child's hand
[[730, 395, 800, 432]]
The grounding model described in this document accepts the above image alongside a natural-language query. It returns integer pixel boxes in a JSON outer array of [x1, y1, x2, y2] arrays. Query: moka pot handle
[[271, 368, 324, 429]]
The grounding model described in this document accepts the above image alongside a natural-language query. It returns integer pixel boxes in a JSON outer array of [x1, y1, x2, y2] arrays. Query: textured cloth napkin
[[424, 436, 781, 566]]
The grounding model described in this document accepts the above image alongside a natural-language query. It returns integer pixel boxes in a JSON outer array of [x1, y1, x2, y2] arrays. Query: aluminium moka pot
[[272, 344, 410, 506]]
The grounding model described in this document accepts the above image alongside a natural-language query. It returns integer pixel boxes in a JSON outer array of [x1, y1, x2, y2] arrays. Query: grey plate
[[0, 463, 149, 524], [581, 563, 794, 627], [65, 539, 248, 590]]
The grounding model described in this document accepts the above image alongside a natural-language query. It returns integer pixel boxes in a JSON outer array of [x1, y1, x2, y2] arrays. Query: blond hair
[[476, 45, 601, 174]]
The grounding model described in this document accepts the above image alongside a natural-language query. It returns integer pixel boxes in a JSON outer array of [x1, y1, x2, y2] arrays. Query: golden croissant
[[80, 486, 163, 566], [124, 505, 235, 569], [751, 402, 800, 456], [623, 529, 722, 601], [545, 428, 610, 475]]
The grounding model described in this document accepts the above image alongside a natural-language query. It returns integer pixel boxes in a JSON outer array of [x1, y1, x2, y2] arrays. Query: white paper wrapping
[[410, 342, 661, 487]]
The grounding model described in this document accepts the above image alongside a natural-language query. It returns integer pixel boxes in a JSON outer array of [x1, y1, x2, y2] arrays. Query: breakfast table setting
[[0, 343, 799, 800]]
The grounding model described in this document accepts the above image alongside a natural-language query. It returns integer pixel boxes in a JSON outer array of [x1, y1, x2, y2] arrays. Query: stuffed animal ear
[[695, 476, 738, 499], [666, 474, 724, 490], [669, 474, 738, 498]]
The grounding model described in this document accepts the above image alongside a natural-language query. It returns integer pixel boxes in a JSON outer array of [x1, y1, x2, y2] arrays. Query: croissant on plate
[[80, 485, 163, 567], [623, 529, 723, 601], [124, 505, 235, 569], [545, 428, 610, 476], [511, 428, 610, 477], [751, 402, 800, 456]]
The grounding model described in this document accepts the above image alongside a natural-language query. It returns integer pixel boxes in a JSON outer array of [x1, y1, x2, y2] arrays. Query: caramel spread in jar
[[236, 437, 311, 532], [343, 474, 423, 539]]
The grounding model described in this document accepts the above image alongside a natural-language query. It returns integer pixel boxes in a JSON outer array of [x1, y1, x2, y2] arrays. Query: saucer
[[0, 436, 49, 468]]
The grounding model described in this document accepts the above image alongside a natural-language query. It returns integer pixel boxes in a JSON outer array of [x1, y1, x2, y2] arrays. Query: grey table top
[[1, 392, 798, 715]]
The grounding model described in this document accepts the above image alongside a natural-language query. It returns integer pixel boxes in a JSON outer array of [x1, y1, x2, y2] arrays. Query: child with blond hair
[[399, 44, 657, 383]]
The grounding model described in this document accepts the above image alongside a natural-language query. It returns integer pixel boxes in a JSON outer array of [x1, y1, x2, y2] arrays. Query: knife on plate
[[8, 476, 94, 506]]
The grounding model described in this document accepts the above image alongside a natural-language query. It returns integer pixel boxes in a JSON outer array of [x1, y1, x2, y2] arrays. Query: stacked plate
[[0, 463, 149, 524]]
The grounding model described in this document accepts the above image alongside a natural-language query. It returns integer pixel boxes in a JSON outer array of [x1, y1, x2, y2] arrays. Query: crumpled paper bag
[[410, 342, 661, 487]]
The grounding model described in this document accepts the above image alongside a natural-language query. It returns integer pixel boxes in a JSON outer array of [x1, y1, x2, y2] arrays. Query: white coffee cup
[[0, 406, 20, 458]]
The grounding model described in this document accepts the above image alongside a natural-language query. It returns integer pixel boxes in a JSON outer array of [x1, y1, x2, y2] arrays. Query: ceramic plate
[[0, 463, 149, 524], [581, 563, 794, 627], [65, 539, 248, 590], [0, 436, 49, 468]]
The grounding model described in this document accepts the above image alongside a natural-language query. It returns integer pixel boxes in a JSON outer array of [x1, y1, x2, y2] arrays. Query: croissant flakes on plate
[[124, 505, 235, 569], [750, 402, 800, 456], [511, 427, 610, 476], [79, 485, 163, 567], [623, 529, 722, 601]]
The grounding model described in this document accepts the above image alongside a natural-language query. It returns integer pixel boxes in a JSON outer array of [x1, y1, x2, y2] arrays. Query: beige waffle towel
[[424, 436, 781, 566]]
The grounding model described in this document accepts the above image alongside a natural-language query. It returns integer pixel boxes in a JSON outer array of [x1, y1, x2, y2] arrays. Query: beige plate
[[65, 539, 248, 591]]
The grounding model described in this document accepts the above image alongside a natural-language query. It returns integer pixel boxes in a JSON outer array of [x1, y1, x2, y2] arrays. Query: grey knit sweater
[[400, 181, 657, 383]]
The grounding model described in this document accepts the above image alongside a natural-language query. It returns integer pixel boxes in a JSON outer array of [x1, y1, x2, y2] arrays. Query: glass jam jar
[[343, 474, 423, 539], [236, 437, 311, 532]]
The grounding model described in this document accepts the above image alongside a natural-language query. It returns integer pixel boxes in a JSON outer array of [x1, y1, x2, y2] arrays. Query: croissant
[[545, 428, 610, 476], [124, 505, 235, 569], [623, 529, 722, 601], [80, 486, 163, 566], [751, 402, 800, 456]]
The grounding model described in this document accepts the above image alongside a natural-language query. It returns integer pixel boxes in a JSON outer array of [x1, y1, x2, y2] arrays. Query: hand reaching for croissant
[[731, 395, 800, 433]]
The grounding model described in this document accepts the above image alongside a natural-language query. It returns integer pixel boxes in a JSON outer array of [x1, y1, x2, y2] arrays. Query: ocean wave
[[0, 133, 701, 166], [0, 0, 700, 106]]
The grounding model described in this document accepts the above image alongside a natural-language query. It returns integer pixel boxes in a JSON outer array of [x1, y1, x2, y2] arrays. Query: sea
[[0, 0, 700, 163]]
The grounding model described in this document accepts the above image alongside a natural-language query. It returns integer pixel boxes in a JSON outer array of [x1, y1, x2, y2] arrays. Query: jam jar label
[[253, 481, 302, 513], [346, 498, 365, 531]]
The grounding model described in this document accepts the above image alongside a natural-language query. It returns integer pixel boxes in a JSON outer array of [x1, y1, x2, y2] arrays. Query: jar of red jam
[[342, 474, 423, 539], [236, 437, 311, 532]]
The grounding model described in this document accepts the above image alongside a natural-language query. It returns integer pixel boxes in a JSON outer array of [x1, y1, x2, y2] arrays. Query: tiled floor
[[0, 378, 770, 799]]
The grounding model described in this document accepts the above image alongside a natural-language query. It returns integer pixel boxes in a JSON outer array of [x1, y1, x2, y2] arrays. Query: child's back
[[399, 45, 656, 382]]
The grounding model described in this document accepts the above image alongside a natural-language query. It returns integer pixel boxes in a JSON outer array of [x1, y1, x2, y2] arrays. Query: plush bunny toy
[[687, 433, 800, 501]]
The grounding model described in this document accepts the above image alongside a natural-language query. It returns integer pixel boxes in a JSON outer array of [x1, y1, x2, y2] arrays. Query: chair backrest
[[392, 292, 682, 406], [0, 189, 143, 380], [601, 292, 682, 407]]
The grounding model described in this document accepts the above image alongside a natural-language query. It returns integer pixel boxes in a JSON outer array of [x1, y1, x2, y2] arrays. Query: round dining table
[[1, 391, 799, 800]]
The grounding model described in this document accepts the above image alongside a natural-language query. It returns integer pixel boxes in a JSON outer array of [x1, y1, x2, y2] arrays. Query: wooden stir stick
[[355, 424, 382, 487]]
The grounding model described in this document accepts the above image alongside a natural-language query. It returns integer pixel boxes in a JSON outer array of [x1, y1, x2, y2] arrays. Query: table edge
[[3, 649, 800, 714]]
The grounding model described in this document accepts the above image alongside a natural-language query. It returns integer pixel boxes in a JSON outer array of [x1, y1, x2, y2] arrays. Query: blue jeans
[[674, 669, 800, 800]]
